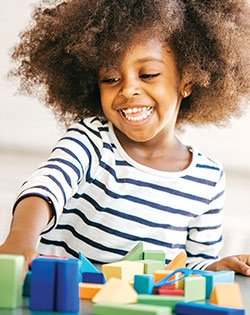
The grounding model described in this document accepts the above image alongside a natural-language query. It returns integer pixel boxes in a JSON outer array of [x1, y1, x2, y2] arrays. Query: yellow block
[[165, 252, 186, 271], [102, 260, 144, 281], [210, 283, 244, 309], [92, 278, 138, 304], [79, 283, 103, 299]]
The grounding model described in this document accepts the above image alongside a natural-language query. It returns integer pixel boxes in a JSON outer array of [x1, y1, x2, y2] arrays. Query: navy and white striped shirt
[[15, 117, 225, 269]]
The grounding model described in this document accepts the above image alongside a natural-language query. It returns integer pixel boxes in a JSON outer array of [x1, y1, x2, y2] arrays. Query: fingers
[[227, 256, 250, 276]]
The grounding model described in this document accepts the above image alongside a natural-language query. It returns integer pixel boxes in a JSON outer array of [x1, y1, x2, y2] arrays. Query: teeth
[[121, 106, 153, 121]]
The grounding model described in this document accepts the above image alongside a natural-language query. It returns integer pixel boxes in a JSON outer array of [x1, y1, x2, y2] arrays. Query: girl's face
[[99, 38, 184, 145]]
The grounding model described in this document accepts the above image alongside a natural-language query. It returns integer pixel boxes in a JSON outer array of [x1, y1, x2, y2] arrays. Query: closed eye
[[100, 78, 120, 84], [140, 73, 160, 80]]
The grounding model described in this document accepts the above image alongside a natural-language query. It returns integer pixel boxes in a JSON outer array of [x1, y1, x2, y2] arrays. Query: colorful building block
[[136, 260, 165, 274], [102, 261, 144, 281], [143, 250, 166, 263], [176, 302, 245, 314], [23, 270, 32, 296], [79, 283, 103, 299], [79, 252, 100, 274], [93, 302, 172, 314], [82, 272, 106, 284], [120, 242, 144, 261], [153, 270, 181, 286], [30, 257, 80, 312], [203, 270, 235, 299], [134, 274, 155, 294], [0, 254, 25, 309], [209, 283, 244, 309], [184, 275, 206, 302], [165, 252, 186, 271], [92, 278, 138, 304], [137, 294, 186, 311], [157, 287, 184, 296]]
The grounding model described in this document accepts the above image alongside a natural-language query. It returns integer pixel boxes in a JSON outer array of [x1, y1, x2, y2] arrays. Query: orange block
[[209, 283, 244, 309], [153, 270, 181, 288], [79, 283, 103, 299], [165, 252, 186, 271]]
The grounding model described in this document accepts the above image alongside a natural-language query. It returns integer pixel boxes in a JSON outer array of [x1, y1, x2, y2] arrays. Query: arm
[[0, 196, 52, 273]]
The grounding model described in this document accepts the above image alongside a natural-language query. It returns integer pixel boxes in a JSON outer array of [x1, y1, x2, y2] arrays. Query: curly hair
[[10, 0, 250, 127]]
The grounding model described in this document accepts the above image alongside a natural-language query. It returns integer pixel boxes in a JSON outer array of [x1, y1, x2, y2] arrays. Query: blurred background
[[1, 1, 250, 257]]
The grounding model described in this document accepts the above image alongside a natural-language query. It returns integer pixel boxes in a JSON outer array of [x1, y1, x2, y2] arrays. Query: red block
[[157, 287, 184, 296]]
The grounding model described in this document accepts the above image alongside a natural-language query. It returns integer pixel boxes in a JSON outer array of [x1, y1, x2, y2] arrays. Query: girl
[[1, 0, 250, 274]]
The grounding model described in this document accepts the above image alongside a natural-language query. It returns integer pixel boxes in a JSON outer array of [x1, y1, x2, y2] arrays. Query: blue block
[[82, 272, 106, 284], [79, 252, 100, 274], [203, 271, 235, 298], [30, 258, 57, 311], [176, 302, 245, 314], [134, 274, 155, 294], [56, 259, 80, 313], [23, 270, 32, 296]]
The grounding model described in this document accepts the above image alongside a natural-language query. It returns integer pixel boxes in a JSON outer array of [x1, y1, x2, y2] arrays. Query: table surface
[[0, 275, 249, 314]]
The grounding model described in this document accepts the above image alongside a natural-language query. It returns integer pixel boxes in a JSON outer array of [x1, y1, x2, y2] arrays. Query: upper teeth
[[121, 106, 153, 121]]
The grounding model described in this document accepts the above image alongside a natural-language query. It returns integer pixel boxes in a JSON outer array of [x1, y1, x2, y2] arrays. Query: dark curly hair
[[10, 0, 250, 127]]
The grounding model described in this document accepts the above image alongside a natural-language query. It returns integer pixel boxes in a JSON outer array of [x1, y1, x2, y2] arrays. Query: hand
[[205, 255, 250, 276]]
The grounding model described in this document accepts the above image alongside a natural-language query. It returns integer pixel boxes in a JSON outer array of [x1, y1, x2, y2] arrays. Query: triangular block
[[165, 252, 186, 271], [79, 252, 100, 274], [120, 242, 144, 261], [210, 283, 244, 309], [92, 278, 138, 304]]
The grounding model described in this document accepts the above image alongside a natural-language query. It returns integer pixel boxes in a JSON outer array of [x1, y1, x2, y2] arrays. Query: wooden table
[[0, 275, 249, 314]]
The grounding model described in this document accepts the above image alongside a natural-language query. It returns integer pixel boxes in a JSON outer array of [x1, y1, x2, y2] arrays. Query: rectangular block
[[102, 261, 144, 281], [157, 287, 184, 296], [0, 254, 25, 309], [79, 283, 103, 299], [136, 260, 165, 274], [154, 270, 181, 287], [93, 302, 172, 315], [176, 302, 245, 314], [82, 272, 106, 284], [184, 276, 206, 302], [134, 275, 155, 294], [23, 270, 32, 296], [143, 250, 166, 263], [137, 294, 186, 310]]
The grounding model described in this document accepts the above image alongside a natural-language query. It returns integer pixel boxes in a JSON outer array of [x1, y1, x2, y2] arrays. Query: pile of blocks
[[0, 242, 246, 314]]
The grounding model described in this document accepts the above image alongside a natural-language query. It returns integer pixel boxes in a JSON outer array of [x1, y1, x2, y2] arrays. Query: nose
[[118, 77, 142, 99]]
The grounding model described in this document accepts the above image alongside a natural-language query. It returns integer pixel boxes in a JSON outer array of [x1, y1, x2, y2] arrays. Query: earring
[[183, 90, 187, 98]]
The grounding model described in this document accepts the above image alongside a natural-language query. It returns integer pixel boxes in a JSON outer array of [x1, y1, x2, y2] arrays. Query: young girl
[[1, 0, 250, 275]]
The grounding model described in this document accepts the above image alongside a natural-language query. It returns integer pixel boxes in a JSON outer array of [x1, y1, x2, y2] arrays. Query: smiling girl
[[1, 0, 250, 275]]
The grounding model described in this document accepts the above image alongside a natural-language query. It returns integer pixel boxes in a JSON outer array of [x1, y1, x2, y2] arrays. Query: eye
[[140, 73, 160, 80], [100, 78, 120, 84]]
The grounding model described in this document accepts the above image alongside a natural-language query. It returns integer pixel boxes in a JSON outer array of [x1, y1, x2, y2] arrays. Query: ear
[[180, 81, 192, 98]]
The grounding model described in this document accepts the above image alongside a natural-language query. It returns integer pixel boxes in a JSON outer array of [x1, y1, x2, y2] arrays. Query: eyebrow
[[136, 57, 165, 64]]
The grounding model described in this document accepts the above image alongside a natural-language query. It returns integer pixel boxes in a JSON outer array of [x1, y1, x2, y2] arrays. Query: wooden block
[[143, 250, 166, 263], [102, 261, 144, 281], [203, 270, 235, 299], [82, 272, 106, 284], [93, 302, 172, 314], [92, 278, 138, 304], [157, 287, 184, 296], [0, 254, 25, 309], [209, 283, 244, 309], [165, 252, 186, 271], [176, 302, 245, 314], [120, 242, 144, 261], [79, 252, 100, 274], [137, 294, 186, 311], [134, 275, 155, 294], [79, 283, 103, 299], [184, 275, 206, 302], [136, 260, 165, 274]]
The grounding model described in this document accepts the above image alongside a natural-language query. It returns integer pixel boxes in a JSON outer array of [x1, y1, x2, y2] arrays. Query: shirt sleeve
[[13, 121, 102, 234], [185, 168, 225, 270]]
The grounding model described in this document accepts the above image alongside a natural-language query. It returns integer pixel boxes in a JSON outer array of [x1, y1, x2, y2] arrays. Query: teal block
[[136, 260, 165, 274], [93, 302, 172, 314], [0, 254, 25, 309], [79, 252, 100, 274], [143, 250, 166, 263], [184, 276, 206, 302], [23, 270, 32, 296], [203, 270, 235, 299], [138, 294, 186, 311], [120, 242, 144, 261], [134, 274, 155, 294]]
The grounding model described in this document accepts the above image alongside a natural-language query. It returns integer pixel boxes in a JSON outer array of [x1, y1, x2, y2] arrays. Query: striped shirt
[[14, 117, 225, 270]]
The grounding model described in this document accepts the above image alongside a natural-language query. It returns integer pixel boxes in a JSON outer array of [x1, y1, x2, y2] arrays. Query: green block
[[0, 254, 25, 309], [184, 276, 206, 302], [143, 250, 166, 263], [120, 242, 144, 261], [137, 294, 186, 311], [93, 302, 172, 315], [136, 260, 165, 274]]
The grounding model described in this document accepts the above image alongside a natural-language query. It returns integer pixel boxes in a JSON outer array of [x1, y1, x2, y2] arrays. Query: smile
[[120, 106, 153, 121]]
